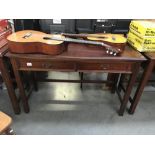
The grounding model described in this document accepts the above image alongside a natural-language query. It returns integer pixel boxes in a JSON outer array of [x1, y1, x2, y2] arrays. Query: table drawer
[[17, 60, 76, 71], [77, 62, 132, 72]]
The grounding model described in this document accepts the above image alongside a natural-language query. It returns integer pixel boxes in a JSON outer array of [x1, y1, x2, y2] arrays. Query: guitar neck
[[61, 33, 107, 39], [50, 36, 111, 48], [61, 33, 89, 38]]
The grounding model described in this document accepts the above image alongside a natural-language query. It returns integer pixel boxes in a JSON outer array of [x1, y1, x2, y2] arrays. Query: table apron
[[15, 59, 137, 74]]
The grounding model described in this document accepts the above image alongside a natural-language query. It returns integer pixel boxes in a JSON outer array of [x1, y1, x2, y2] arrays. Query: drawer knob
[[100, 64, 109, 70], [42, 63, 53, 68], [26, 62, 32, 67]]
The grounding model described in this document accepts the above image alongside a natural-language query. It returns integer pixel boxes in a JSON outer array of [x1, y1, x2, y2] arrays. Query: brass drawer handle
[[100, 64, 109, 70], [42, 63, 53, 68]]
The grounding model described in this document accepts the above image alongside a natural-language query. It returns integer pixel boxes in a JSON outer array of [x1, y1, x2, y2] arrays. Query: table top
[[6, 43, 146, 62], [0, 111, 12, 133], [143, 52, 155, 60]]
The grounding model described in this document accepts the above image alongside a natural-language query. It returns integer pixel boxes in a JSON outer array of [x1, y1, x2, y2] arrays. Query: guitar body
[[7, 30, 65, 55], [87, 34, 126, 52]]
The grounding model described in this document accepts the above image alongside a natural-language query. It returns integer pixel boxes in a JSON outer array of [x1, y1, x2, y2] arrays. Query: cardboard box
[[127, 29, 155, 52], [130, 20, 155, 37], [0, 28, 12, 41], [0, 19, 9, 33]]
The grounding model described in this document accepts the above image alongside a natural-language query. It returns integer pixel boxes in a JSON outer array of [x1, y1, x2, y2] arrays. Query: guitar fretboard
[[64, 37, 104, 46], [62, 33, 108, 39], [50, 36, 111, 49]]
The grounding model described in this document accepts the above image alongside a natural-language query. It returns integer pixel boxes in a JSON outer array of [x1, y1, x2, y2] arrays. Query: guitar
[[7, 30, 124, 56]]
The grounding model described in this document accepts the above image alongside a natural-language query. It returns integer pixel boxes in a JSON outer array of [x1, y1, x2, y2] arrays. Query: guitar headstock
[[105, 47, 121, 56]]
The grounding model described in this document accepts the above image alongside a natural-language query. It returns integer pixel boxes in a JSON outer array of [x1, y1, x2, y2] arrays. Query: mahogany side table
[[7, 43, 146, 116]]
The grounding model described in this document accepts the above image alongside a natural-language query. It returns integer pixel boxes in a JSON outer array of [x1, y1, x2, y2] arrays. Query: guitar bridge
[[23, 32, 32, 39]]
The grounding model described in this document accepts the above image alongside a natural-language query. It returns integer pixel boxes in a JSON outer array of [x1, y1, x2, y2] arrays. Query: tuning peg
[[106, 50, 109, 54], [110, 51, 113, 55], [113, 53, 117, 56]]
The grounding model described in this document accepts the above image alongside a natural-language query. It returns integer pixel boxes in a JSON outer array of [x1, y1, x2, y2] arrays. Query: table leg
[[117, 74, 125, 92], [0, 58, 20, 114], [129, 60, 154, 114], [31, 72, 38, 91], [79, 72, 83, 89], [106, 73, 115, 88], [118, 63, 140, 116], [111, 73, 120, 94], [10, 59, 30, 113], [106, 73, 119, 93]]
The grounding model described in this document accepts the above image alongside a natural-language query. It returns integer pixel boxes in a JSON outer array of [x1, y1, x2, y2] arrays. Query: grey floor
[[1, 72, 155, 135]]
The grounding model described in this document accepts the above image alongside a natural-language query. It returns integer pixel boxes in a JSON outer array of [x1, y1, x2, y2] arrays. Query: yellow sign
[[127, 29, 155, 52], [130, 20, 155, 37]]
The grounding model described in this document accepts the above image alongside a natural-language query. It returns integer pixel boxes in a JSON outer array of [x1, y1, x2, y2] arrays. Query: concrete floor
[[1, 72, 155, 135]]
